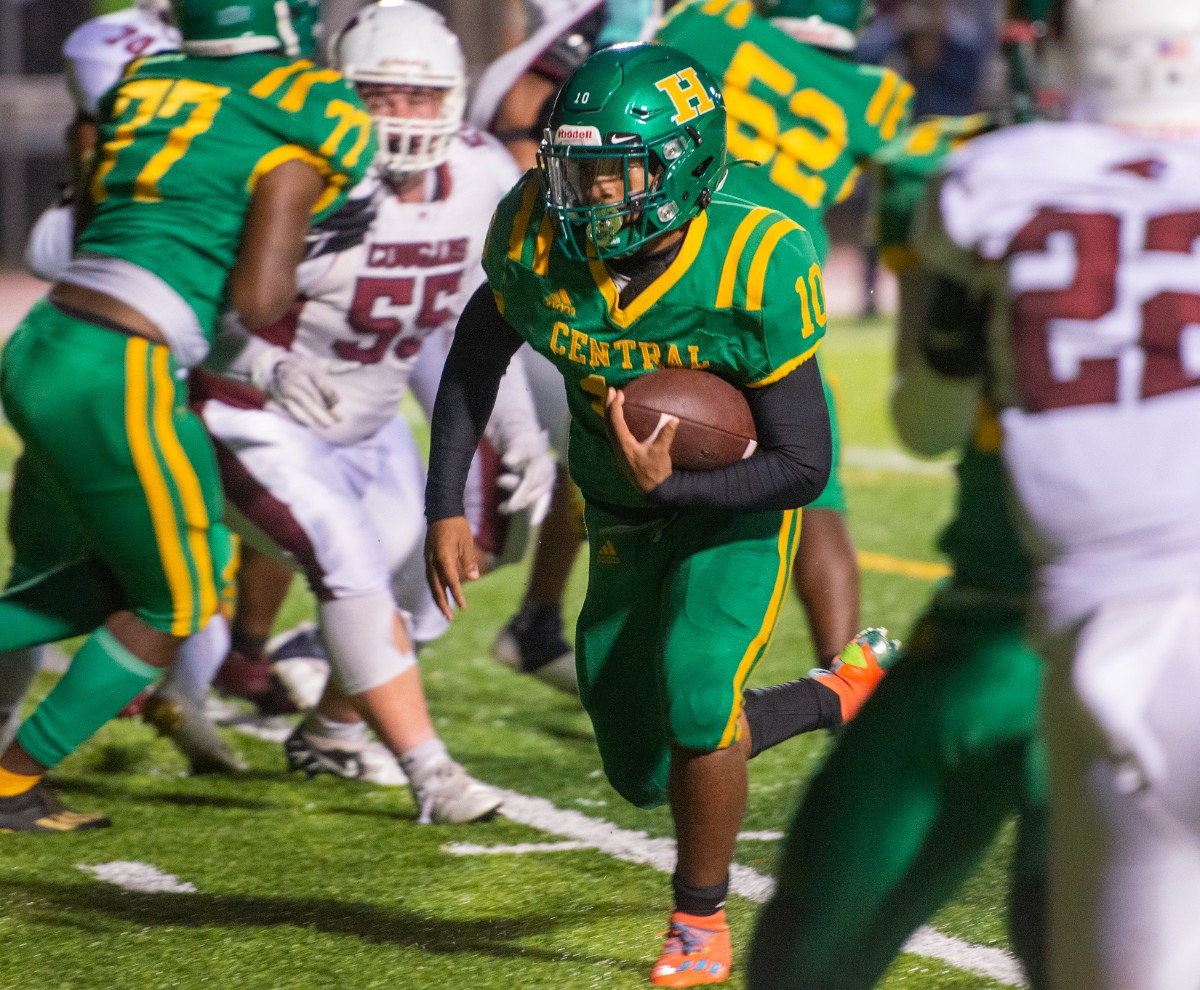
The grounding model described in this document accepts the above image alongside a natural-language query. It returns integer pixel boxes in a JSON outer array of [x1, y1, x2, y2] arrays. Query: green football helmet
[[171, 0, 320, 58], [757, 0, 868, 51], [539, 42, 727, 261]]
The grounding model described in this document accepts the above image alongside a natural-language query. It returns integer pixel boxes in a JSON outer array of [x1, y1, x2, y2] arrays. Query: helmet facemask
[[358, 81, 466, 182], [541, 129, 710, 260]]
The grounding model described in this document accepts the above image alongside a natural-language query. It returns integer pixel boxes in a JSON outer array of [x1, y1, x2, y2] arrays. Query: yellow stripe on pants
[[148, 346, 218, 631], [718, 508, 800, 748], [124, 338, 195, 636]]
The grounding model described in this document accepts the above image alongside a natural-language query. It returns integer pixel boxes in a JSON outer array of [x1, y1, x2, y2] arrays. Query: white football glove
[[250, 346, 359, 429], [496, 430, 555, 524]]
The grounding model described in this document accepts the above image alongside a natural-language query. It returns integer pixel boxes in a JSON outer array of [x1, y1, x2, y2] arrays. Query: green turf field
[[0, 317, 1025, 989]]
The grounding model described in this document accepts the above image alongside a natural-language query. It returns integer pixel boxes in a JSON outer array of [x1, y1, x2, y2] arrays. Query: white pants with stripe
[[200, 401, 447, 645]]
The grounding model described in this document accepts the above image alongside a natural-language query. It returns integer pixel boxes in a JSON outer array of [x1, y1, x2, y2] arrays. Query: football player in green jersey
[[0, 0, 374, 833], [424, 42, 897, 987], [747, 7, 1056, 988], [658, 0, 915, 671]]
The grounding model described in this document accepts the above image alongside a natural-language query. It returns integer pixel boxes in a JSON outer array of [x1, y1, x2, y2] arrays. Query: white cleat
[[266, 621, 331, 711], [144, 683, 247, 775], [408, 757, 503, 824], [284, 724, 408, 787]]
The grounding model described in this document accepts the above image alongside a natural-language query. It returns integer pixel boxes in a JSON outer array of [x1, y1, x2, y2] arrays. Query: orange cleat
[[813, 627, 900, 724], [650, 909, 732, 987]]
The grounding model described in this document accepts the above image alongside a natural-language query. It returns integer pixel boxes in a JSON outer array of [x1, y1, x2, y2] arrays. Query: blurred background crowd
[[0, 0, 1009, 303]]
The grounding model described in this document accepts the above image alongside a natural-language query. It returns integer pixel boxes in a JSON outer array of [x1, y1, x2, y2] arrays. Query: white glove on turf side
[[250, 346, 359, 429], [497, 429, 555, 524]]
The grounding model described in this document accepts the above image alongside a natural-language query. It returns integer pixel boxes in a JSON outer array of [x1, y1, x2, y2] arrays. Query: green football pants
[[577, 503, 802, 809], [748, 584, 1047, 989], [0, 300, 232, 640]]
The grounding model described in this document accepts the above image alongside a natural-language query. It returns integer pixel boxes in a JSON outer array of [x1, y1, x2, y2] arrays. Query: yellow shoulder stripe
[[532, 214, 554, 276], [716, 207, 773, 309], [865, 71, 898, 128], [748, 338, 821, 388], [279, 69, 342, 113], [881, 80, 914, 141], [249, 60, 313, 99], [245, 144, 344, 215], [508, 178, 542, 265], [746, 218, 801, 312]]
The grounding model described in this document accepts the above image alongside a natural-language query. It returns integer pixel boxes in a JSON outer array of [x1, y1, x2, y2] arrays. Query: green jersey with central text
[[657, 0, 913, 261], [80, 51, 376, 339], [484, 170, 828, 511]]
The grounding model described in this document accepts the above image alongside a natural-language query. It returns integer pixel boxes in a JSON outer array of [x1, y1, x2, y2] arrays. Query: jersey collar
[[586, 211, 708, 329]]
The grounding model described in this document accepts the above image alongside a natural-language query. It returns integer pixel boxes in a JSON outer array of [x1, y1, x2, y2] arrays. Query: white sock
[[303, 712, 369, 744], [166, 614, 231, 704], [399, 738, 448, 781]]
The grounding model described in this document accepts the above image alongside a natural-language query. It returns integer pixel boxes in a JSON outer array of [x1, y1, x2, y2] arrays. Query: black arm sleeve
[[647, 355, 832, 512], [424, 283, 525, 522]]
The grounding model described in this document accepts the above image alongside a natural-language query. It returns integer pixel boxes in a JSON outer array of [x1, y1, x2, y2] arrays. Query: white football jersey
[[924, 121, 1200, 626], [269, 128, 520, 446], [63, 7, 180, 117]]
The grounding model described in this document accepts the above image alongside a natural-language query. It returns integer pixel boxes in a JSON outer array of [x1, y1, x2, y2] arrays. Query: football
[[620, 368, 758, 470]]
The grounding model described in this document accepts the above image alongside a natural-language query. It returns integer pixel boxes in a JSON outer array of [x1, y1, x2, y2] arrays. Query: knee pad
[[319, 591, 416, 696]]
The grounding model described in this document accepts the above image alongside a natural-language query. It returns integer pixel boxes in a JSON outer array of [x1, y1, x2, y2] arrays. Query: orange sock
[[0, 765, 41, 798]]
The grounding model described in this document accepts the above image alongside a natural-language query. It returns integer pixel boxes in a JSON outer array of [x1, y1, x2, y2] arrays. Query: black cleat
[[491, 605, 578, 694], [0, 782, 111, 833]]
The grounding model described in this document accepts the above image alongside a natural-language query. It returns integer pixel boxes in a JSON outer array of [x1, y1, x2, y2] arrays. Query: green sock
[[17, 626, 160, 768]]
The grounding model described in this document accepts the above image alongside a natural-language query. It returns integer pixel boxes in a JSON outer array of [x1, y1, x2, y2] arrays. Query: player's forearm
[[649, 357, 832, 511], [425, 283, 526, 522], [203, 311, 276, 380], [485, 350, 544, 455]]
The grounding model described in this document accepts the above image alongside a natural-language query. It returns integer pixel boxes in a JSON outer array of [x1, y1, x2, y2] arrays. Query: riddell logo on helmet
[[556, 125, 602, 146]]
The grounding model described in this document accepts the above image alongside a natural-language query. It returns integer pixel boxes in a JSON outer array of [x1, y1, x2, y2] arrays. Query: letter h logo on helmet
[[654, 67, 716, 125]]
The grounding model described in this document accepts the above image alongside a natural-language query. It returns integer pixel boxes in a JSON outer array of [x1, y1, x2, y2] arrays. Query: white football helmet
[[136, 0, 171, 15], [333, 1, 466, 181], [1068, 0, 1200, 131]]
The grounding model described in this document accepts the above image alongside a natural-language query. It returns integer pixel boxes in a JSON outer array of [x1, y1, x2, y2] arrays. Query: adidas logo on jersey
[[543, 289, 576, 316], [597, 540, 620, 565]]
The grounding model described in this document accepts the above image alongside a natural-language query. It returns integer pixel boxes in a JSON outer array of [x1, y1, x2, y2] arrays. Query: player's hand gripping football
[[425, 516, 480, 621], [606, 387, 677, 493]]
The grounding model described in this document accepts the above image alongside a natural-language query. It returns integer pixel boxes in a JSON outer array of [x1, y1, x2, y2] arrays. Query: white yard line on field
[[76, 861, 196, 894], [483, 790, 1027, 988], [445, 829, 786, 857], [843, 446, 953, 476], [69, 712, 1025, 987], [446, 840, 598, 856]]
